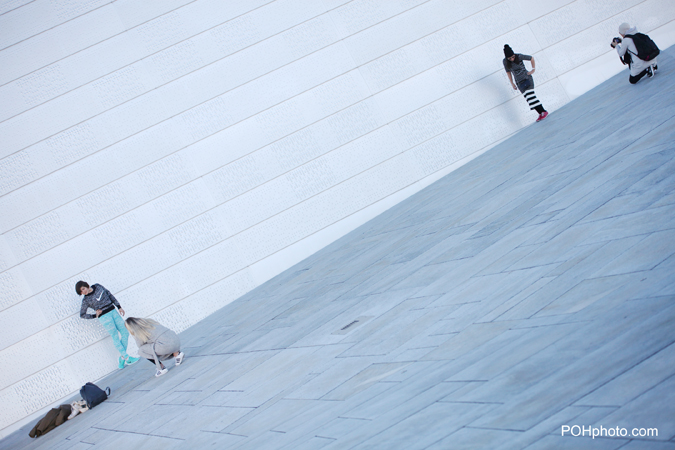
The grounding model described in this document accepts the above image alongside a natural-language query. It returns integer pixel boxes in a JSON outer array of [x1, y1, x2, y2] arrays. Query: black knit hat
[[504, 44, 515, 58]]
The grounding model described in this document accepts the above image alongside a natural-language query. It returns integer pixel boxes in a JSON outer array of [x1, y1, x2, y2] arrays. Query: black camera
[[611, 37, 622, 47]]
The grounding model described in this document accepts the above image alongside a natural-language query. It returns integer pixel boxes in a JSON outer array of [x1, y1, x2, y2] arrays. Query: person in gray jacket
[[125, 317, 184, 377]]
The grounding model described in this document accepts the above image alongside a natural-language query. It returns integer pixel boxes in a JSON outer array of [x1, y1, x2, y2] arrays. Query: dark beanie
[[504, 44, 514, 58]]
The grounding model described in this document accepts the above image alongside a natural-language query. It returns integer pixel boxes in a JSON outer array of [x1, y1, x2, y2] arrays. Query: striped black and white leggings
[[517, 78, 546, 114]]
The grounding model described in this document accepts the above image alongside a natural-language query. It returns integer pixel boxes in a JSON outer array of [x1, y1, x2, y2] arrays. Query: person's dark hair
[[75, 281, 89, 295]]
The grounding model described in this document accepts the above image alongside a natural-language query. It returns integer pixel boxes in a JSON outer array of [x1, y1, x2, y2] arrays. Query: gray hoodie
[[616, 26, 656, 75], [616, 26, 639, 60], [133, 322, 181, 370]]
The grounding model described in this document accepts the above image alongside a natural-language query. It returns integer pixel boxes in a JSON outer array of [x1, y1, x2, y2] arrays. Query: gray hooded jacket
[[616, 26, 657, 76], [133, 322, 181, 371]]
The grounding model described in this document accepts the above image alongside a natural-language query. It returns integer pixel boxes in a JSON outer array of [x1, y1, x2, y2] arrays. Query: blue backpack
[[80, 382, 110, 409]]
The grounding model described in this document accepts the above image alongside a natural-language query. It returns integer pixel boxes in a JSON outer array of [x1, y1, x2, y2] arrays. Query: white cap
[[619, 23, 631, 35]]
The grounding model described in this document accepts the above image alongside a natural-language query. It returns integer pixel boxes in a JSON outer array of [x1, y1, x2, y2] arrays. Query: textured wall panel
[[0, 299, 48, 352], [0, 0, 293, 155], [330, 0, 426, 37], [33, 277, 91, 324], [0, 1, 33, 15], [0, 269, 31, 312], [0, 39, 357, 233], [0, 7, 123, 119], [529, 0, 643, 48], [2, 0, 673, 437], [544, 0, 675, 76], [0, 0, 111, 50], [342, 0, 502, 65]]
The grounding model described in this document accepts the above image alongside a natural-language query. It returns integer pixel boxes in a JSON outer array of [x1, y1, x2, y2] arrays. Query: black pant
[[517, 78, 546, 114], [629, 69, 648, 84]]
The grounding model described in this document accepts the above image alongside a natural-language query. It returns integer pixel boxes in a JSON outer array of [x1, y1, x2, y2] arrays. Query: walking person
[[503, 44, 548, 122], [77, 281, 139, 369], [125, 317, 184, 378]]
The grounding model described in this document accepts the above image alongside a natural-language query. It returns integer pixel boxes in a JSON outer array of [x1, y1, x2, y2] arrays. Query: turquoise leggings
[[98, 310, 129, 358]]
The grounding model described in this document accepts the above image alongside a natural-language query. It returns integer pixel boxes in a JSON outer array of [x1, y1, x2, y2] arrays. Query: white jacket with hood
[[616, 25, 657, 76]]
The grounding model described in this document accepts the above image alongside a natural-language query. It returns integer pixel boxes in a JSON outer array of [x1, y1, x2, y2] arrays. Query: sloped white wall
[[1, 0, 674, 436]]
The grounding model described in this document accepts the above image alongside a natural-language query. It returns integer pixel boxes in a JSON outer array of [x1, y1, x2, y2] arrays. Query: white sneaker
[[155, 367, 168, 377], [175, 352, 185, 366]]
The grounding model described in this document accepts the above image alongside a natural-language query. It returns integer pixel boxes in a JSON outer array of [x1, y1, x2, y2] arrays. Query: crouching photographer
[[611, 23, 660, 84]]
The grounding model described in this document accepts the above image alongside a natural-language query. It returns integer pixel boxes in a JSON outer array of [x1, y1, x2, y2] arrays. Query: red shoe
[[536, 111, 549, 122]]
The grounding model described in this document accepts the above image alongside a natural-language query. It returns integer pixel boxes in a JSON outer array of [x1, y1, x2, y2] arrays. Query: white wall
[[1, 0, 674, 437]]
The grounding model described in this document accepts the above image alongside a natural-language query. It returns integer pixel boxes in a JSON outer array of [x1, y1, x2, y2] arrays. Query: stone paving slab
[[575, 342, 675, 408], [4, 47, 675, 450], [469, 303, 675, 431], [599, 374, 675, 441], [523, 435, 628, 449]]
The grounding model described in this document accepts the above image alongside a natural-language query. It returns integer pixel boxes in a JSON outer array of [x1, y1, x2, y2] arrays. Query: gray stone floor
[[4, 50, 675, 449]]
